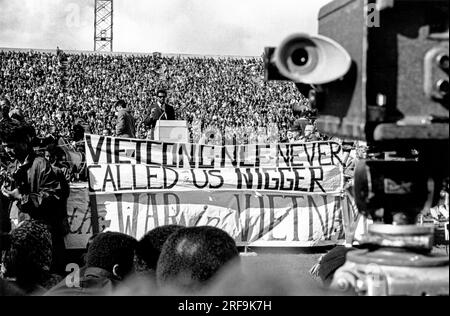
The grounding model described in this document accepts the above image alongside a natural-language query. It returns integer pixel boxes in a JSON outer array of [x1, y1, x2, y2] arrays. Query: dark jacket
[[144, 105, 163, 129], [6, 152, 69, 273], [116, 108, 136, 138], [161, 104, 176, 120], [7, 153, 66, 231]]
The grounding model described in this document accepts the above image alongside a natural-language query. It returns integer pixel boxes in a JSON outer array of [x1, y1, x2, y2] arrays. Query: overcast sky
[[0, 0, 331, 56]]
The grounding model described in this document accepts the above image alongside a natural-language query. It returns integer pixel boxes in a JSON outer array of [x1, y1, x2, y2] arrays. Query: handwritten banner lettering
[[85, 134, 352, 246]]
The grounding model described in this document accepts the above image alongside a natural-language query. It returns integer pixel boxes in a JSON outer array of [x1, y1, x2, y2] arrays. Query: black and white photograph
[[0, 0, 448, 301]]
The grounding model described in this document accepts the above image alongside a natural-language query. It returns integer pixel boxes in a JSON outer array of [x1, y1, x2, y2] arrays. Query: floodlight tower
[[94, 0, 113, 52]]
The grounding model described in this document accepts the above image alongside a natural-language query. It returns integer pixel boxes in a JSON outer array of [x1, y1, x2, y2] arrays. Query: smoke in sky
[[0, 0, 331, 56]]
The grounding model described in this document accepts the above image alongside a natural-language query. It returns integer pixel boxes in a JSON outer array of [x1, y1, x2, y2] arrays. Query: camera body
[[266, 0, 449, 143], [265, 0, 449, 210], [315, 0, 448, 143], [265, 0, 449, 295]]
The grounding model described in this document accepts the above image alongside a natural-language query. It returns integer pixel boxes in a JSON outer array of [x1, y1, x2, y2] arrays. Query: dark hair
[[46, 144, 66, 162], [4, 220, 53, 292], [0, 121, 35, 144], [80, 233, 100, 265], [115, 99, 127, 109], [86, 232, 137, 278], [73, 124, 85, 142], [156, 226, 239, 292], [135, 225, 183, 272]]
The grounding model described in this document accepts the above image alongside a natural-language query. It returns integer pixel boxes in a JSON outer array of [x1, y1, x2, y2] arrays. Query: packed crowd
[[0, 49, 310, 144], [0, 117, 359, 297], [0, 49, 349, 297], [0, 221, 336, 296], [0, 117, 346, 297]]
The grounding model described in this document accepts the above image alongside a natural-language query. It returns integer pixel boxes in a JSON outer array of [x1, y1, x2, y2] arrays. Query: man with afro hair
[[135, 225, 183, 275], [156, 226, 240, 293], [45, 232, 137, 296]]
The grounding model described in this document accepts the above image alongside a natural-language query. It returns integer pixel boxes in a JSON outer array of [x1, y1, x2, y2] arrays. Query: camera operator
[[0, 120, 68, 275]]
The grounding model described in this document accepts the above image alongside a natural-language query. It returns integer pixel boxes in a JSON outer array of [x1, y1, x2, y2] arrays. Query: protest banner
[[94, 191, 342, 246], [64, 183, 93, 249], [85, 134, 352, 169], [83, 134, 356, 247], [87, 164, 343, 194], [64, 184, 361, 248]]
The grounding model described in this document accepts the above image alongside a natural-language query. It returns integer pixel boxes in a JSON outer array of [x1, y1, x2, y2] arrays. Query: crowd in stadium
[[1, 49, 445, 297], [0, 116, 339, 297], [0, 49, 311, 144], [0, 49, 347, 296]]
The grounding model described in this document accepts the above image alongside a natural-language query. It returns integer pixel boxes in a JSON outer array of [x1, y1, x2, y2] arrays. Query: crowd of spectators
[[0, 49, 309, 145], [0, 49, 370, 297], [1, 221, 336, 296]]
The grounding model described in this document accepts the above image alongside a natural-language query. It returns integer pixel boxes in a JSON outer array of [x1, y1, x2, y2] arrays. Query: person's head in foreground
[[45, 231, 137, 296], [156, 226, 240, 294], [0, 121, 35, 162], [2, 220, 57, 295], [85, 232, 137, 281], [135, 225, 183, 274]]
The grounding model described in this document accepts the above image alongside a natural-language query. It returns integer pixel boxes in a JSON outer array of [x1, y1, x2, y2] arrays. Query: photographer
[[0, 120, 68, 274]]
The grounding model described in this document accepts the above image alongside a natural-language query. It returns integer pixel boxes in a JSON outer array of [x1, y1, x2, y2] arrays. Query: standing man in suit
[[144, 90, 175, 140], [115, 100, 136, 139], [156, 89, 175, 121]]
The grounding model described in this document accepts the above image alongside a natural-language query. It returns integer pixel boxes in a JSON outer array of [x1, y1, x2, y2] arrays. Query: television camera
[[265, 0, 449, 295]]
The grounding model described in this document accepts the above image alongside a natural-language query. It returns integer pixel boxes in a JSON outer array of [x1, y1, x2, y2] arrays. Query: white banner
[[64, 183, 92, 249], [96, 191, 344, 246], [85, 134, 355, 246]]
